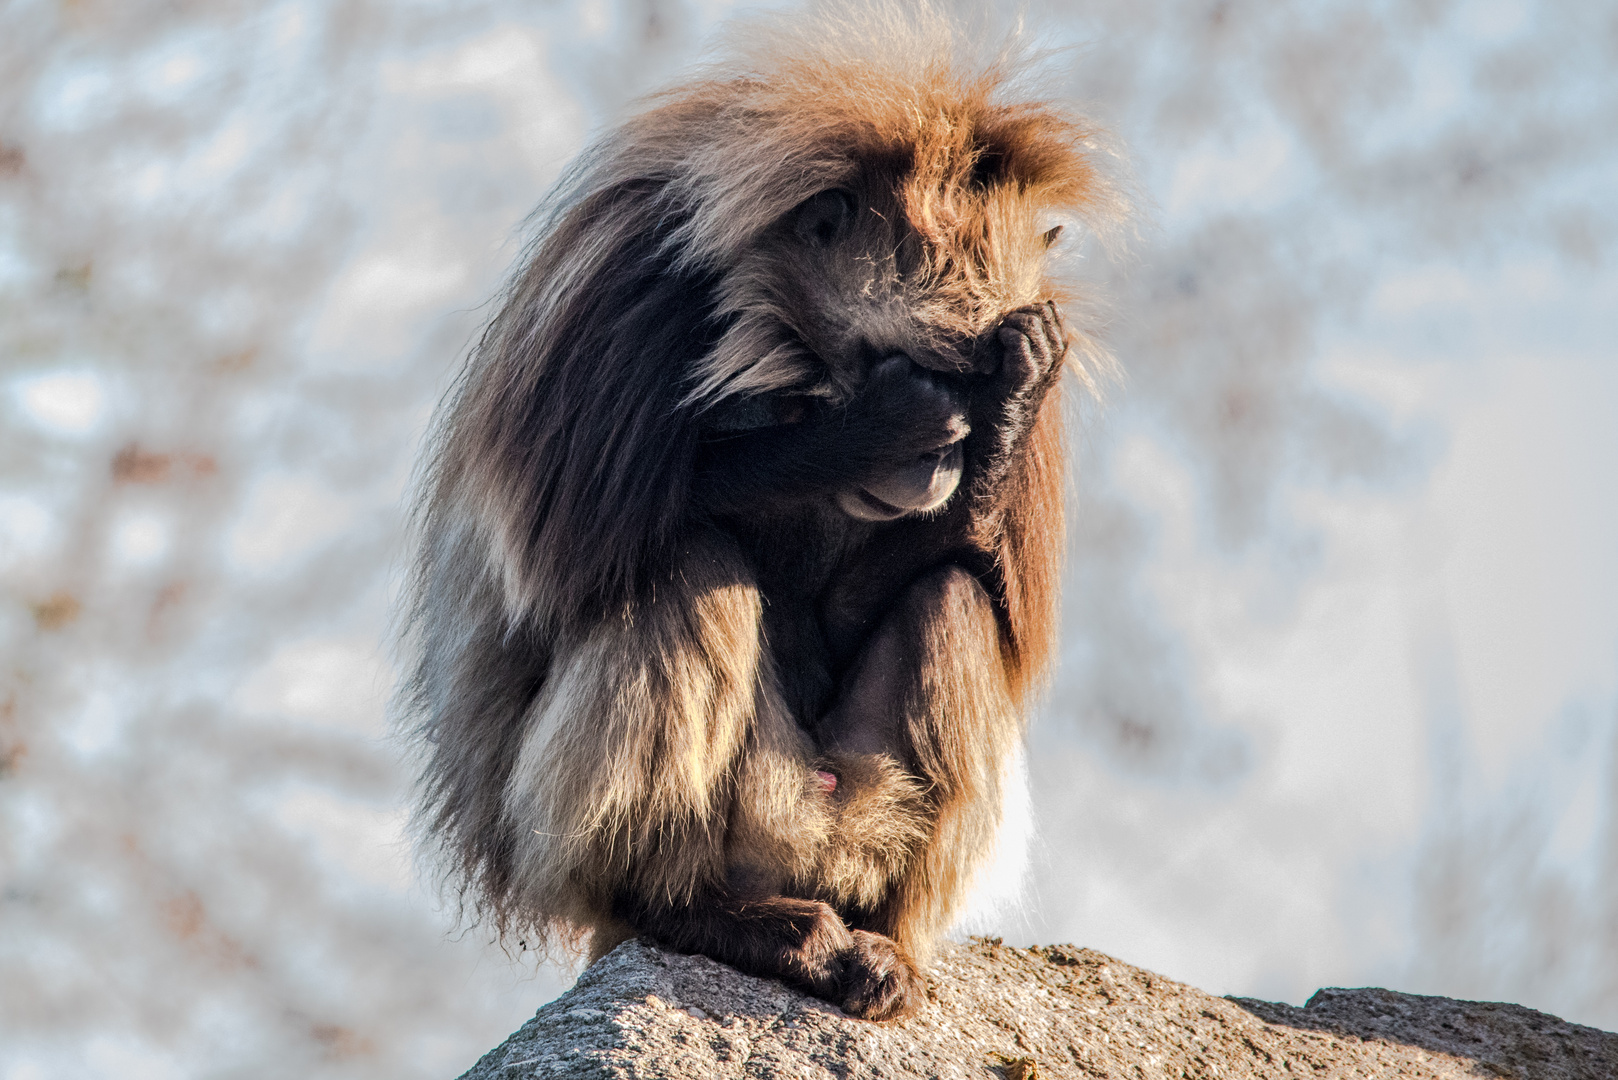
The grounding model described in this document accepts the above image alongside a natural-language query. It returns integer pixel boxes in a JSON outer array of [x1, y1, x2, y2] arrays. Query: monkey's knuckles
[[995, 323, 1040, 389], [861, 365, 967, 456], [835, 930, 921, 1021], [990, 303, 1068, 398], [1040, 301, 1072, 374]]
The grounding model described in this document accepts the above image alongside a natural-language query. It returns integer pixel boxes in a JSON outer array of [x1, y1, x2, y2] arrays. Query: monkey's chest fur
[[727, 498, 974, 741]]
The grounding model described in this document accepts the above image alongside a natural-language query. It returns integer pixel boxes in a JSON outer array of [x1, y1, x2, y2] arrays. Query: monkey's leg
[[609, 659, 922, 1021], [612, 887, 918, 1021], [817, 563, 1020, 958]]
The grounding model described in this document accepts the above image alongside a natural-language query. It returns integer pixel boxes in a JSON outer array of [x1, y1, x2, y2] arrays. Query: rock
[[457, 938, 1618, 1079]]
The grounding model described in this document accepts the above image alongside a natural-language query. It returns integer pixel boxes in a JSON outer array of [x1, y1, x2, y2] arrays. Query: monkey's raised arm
[[695, 301, 1067, 527]]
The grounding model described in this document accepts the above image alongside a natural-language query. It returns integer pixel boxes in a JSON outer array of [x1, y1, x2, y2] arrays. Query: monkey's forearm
[[693, 422, 885, 514], [963, 382, 1055, 505]]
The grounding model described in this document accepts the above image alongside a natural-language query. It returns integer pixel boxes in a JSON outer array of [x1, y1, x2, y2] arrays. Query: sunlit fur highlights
[[401, 1, 1125, 1021]]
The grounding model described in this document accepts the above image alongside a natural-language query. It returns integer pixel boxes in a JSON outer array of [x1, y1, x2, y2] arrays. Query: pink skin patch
[[813, 770, 838, 793]]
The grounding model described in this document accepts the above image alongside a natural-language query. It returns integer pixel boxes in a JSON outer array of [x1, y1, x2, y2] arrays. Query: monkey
[[402, 6, 1121, 1022]]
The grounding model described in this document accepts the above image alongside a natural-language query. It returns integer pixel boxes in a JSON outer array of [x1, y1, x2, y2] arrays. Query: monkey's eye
[[791, 189, 856, 246]]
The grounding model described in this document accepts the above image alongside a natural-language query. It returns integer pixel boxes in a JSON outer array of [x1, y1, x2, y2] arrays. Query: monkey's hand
[[848, 354, 970, 465], [832, 357, 969, 521], [791, 908, 922, 1020], [782, 906, 922, 1020], [964, 300, 1069, 499], [992, 301, 1069, 399]]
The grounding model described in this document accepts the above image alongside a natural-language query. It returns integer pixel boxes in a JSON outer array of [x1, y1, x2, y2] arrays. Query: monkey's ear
[[791, 189, 857, 246], [1042, 225, 1064, 248]]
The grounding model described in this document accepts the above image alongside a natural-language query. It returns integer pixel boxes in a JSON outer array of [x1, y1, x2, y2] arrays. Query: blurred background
[[2, 0, 1615, 1076]]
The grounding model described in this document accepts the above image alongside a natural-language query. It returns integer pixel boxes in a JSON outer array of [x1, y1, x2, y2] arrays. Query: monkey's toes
[[773, 898, 856, 1000], [836, 929, 921, 1021]]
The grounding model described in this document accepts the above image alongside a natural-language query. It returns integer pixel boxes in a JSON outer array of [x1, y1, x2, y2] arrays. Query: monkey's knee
[[819, 564, 996, 756], [912, 564, 993, 620], [872, 564, 997, 642]]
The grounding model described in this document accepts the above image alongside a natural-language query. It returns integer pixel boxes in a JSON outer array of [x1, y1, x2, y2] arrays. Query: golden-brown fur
[[402, 2, 1122, 1019]]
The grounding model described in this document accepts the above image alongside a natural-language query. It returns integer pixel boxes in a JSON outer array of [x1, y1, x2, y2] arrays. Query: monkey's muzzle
[[838, 436, 965, 522]]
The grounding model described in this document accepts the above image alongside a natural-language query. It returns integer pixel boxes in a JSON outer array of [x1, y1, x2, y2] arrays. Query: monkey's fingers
[[995, 304, 1059, 394], [1040, 300, 1072, 376], [837, 930, 921, 1021], [773, 900, 859, 1000]]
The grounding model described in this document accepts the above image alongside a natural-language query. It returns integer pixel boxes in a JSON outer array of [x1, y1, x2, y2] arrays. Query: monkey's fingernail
[[814, 770, 838, 793]]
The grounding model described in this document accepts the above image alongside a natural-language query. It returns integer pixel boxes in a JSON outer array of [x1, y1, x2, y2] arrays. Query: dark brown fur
[[402, 5, 1122, 1020]]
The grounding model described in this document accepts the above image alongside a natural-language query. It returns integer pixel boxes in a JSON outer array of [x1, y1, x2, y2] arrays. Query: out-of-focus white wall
[[0, 0, 1613, 1076]]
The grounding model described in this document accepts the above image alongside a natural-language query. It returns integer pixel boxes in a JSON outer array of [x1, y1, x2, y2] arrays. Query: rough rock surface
[[458, 938, 1617, 1079]]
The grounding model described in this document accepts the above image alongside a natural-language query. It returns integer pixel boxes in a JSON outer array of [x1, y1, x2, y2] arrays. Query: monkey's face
[[762, 173, 992, 389], [784, 179, 968, 521], [712, 169, 1053, 521]]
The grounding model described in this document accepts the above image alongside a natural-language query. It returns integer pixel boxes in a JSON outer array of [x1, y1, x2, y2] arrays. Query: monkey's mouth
[[839, 439, 965, 522], [844, 487, 911, 520]]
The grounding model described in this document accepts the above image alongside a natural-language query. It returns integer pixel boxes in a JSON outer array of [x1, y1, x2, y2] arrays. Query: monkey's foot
[[835, 929, 921, 1021], [616, 892, 922, 1021]]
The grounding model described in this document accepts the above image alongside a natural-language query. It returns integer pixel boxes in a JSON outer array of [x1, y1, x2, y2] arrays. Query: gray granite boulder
[[457, 937, 1617, 1079]]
